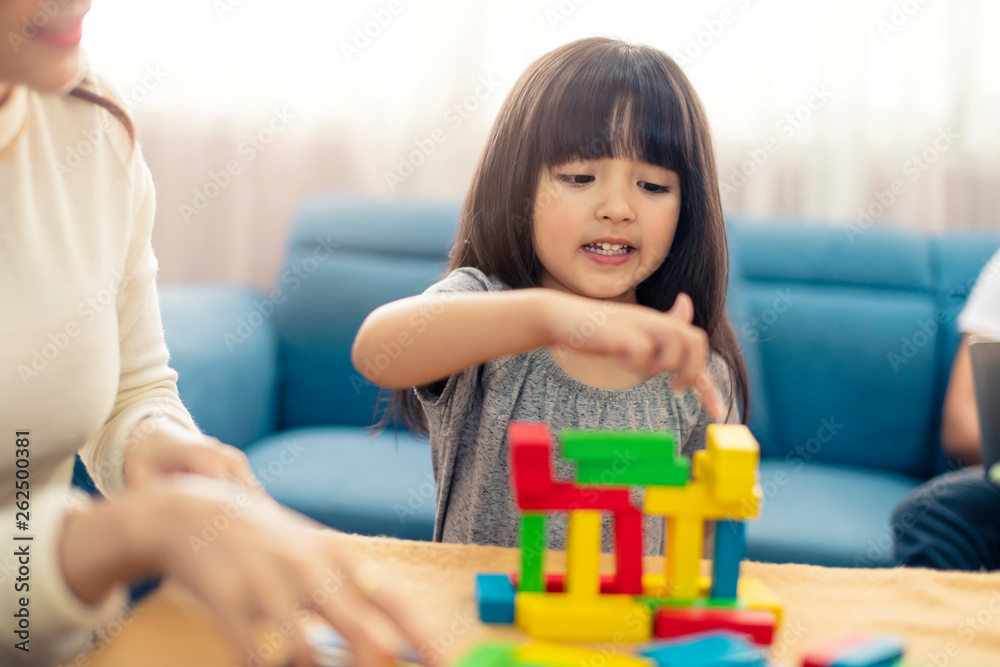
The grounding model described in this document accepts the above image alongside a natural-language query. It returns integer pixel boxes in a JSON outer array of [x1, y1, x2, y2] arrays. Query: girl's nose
[[596, 184, 636, 223]]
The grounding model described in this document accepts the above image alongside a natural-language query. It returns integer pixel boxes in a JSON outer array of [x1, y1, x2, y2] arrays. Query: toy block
[[642, 574, 714, 599], [690, 425, 759, 504], [712, 520, 746, 600], [475, 573, 516, 624], [517, 484, 635, 511], [802, 634, 905, 667], [653, 607, 776, 645], [561, 429, 679, 461], [639, 596, 742, 613], [511, 440, 556, 498], [665, 515, 704, 600], [452, 640, 520, 667], [645, 479, 760, 519], [513, 642, 655, 667], [638, 630, 767, 667], [515, 592, 652, 642], [519, 514, 546, 592], [511, 571, 620, 593], [737, 578, 783, 627], [576, 460, 690, 486], [567, 510, 601, 596], [614, 505, 644, 595]]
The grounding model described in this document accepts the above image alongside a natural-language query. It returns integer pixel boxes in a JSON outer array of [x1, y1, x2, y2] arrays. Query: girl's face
[[533, 157, 681, 303], [0, 0, 91, 95]]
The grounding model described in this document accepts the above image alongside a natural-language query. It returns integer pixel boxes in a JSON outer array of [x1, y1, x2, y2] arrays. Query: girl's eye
[[639, 182, 670, 193], [558, 174, 594, 185]]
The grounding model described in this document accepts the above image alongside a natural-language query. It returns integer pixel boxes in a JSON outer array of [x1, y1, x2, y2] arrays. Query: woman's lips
[[35, 17, 85, 48]]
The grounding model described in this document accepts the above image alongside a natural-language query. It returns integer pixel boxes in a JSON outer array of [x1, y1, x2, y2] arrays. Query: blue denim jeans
[[892, 465, 1000, 571]]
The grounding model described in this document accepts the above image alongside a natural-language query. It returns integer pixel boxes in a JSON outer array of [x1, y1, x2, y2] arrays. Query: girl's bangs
[[532, 50, 690, 175]]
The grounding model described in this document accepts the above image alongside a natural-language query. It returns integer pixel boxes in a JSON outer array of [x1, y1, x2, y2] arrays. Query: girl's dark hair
[[68, 74, 137, 150], [377, 36, 749, 436]]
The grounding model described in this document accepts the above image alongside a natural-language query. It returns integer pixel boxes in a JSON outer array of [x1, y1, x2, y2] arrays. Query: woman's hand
[[123, 416, 262, 493], [545, 291, 724, 417], [62, 477, 437, 667]]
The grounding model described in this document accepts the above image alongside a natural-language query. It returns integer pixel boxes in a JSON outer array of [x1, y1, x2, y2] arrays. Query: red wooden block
[[511, 572, 619, 593], [614, 506, 644, 595], [802, 634, 879, 667], [654, 607, 776, 645]]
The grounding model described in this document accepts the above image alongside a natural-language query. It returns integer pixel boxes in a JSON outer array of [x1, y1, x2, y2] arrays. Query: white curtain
[[81, 0, 1000, 289]]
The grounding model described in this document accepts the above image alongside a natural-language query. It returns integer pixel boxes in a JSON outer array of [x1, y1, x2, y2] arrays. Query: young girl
[[0, 1, 429, 665], [353, 37, 749, 555]]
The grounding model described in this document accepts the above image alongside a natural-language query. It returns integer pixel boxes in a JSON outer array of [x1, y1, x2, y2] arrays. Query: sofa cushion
[[747, 459, 924, 567], [274, 195, 460, 430], [245, 426, 435, 540], [160, 284, 279, 451]]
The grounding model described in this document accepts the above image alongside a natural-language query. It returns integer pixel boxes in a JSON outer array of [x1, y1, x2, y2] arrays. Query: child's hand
[[546, 291, 725, 418]]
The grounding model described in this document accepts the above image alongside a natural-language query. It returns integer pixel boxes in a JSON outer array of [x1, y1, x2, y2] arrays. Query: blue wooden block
[[638, 630, 766, 667], [831, 636, 905, 667], [712, 520, 746, 600], [475, 573, 515, 624]]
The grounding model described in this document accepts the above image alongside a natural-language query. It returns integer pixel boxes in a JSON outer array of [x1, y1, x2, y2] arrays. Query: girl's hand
[[123, 416, 263, 493], [546, 291, 725, 418], [125, 477, 435, 667]]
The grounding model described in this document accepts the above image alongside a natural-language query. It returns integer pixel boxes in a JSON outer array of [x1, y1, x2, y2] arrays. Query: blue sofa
[[155, 195, 1000, 567]]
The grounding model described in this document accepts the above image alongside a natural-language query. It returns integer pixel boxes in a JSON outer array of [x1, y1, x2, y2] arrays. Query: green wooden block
[[636, 596, 743, 613], [575, 458, 690, 486], [452, 641, 519, 667], [561, 429, 679, 461], [519, 514, 546, 592]]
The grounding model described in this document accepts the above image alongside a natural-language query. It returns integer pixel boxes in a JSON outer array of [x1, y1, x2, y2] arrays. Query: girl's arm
[[352, 289, 556, 389], [353, 287, 724, 417]]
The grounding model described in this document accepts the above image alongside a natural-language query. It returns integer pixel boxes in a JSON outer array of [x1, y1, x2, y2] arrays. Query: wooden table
[[73, 534, 1000, 667]]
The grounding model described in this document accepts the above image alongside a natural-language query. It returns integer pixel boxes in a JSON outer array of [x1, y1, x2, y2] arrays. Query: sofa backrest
[[727, 218, 1000, 479], [273, 195, 458, 429], [274, 195, 1000, 479]]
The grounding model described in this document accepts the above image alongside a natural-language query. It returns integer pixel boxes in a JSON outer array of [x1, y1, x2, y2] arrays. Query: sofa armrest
[[159, 284, 279, 450]]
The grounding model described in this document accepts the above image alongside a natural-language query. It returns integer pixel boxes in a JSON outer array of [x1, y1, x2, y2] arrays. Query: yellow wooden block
[[666, 515, 703, 600], [645, 480, 760, 519], [738, 577, 783, 626], [692, 425, 760, 504], [513, 642, 654, 667], [566, 510, 601, 596], [515, 593, 652, 642]]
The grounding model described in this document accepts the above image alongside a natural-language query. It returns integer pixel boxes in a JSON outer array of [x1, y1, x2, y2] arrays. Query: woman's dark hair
[[68, 74, 137, 150], [376, 36, 749, 436]]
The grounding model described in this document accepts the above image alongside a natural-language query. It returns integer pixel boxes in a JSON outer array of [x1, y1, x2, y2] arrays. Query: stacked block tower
[[475, 421, 782, 645]]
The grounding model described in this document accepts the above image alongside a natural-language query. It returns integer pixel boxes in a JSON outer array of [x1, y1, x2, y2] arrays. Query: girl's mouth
[[582, 243, 636, 265]]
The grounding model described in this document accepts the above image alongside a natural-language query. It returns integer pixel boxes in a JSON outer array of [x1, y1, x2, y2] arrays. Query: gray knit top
[[413, 267, 738, 555]]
